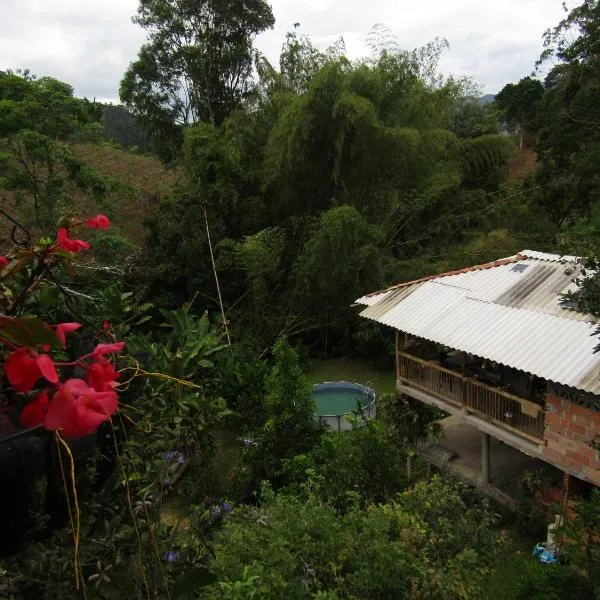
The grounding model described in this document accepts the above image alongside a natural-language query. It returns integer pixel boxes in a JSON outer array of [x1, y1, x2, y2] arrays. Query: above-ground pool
[[313, 381, 377, 432]]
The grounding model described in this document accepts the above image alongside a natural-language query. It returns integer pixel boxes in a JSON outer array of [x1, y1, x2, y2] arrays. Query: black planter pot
[[0, 426, 50, 558], [0, 423, 99, 559]]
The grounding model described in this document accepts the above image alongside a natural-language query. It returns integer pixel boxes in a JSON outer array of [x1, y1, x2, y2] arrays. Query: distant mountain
[[479, 94, 496, 107]]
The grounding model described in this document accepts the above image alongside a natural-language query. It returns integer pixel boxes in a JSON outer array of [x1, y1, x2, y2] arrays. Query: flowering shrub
[[0, 212, 125, 439]]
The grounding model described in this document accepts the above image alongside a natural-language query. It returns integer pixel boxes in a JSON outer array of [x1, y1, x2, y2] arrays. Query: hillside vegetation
[[2, 1, 600, 599]]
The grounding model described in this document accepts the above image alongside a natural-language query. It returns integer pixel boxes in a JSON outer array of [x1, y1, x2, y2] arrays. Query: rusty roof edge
[[362, 253, 525, 299]]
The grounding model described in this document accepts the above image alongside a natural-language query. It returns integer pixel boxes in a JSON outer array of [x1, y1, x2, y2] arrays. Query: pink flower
[[45, 379, 118, 439], [55, 322, 82, 348], [92, 342, 125, 358], [57, 228, 91, 254], [86, 214, 110, 229], [4, 348, 59, 393], [87, 361, 120, 392]]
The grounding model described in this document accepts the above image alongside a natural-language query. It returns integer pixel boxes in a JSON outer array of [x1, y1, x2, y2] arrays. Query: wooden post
[[481, 432, 491, 486]]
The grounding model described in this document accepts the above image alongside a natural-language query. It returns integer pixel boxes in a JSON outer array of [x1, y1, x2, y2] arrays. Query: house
[[356, 250, 600, 495]]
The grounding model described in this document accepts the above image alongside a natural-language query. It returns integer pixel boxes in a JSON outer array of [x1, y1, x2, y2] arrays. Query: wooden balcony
[[397, 351, 545, 442]]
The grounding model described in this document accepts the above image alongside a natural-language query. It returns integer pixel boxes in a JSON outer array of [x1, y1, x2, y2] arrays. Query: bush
[[284, 418, 408, 510], [487, 553, 595, 600], [207, 477, 501, 599]]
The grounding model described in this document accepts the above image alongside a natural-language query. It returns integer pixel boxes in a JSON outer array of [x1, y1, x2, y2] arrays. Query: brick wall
[[544, 385, 600, 486]]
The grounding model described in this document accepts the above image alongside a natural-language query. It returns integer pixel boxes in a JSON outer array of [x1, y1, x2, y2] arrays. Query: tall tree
[[533, 1, 600, 224], [120, 0, 275, 161], [495, 76, 544, 149]]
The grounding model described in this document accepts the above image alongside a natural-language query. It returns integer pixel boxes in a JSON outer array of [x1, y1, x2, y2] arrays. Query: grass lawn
[[306, 357, 397, 396]]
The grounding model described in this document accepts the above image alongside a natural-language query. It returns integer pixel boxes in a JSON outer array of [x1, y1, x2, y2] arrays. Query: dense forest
[[1, 0, 600, 598]]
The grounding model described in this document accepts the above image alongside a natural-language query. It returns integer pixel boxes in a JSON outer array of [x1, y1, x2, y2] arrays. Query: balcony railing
[[397, 351, 545, 442]]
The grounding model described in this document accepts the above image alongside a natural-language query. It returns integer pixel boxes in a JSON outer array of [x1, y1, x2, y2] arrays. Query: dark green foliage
[[207, 477, 500, 599], [532, 2, 600, 224], [140, 43, 515, 353], [487, 554, 595, 600], [459, 134, 515, 189], [0, 71, 115, 229], [120, 0, 275, 161], [100, 104, 150, 152], [450, 96, 500, 139], [558, 488, 600, 595], [285, 419, 408, 510], [0, 72, 100, 139], [240, 339, 324, 494], [495, 77, 544, 135], [378, 392, 441, 448]]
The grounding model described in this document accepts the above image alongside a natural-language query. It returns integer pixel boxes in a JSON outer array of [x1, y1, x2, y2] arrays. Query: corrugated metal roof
[[356, 250, 600, 394]]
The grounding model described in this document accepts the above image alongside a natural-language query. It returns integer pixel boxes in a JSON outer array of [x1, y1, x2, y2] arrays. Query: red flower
[[57, 228, 91, 254], [86, 214, 110, 229], [92, 342, 125, 358], [87, 361, 120, 392], [55, 322, 82, 348], [20, 391, 50, 428], [45, 379, 118, 439], [0, 256, 9, 267], [4, 348, 59, 393]]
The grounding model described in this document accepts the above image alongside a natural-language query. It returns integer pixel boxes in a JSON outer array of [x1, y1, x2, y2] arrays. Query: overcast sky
[[0, 0, 569, 102]]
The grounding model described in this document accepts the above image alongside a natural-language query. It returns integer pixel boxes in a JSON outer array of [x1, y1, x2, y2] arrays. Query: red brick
[[572, 404, 593, 418], [584, 467, 600, 486], [569, 422, 586, 435], [561, 418, 570, 429], [546, 413, 561, 428], [544, 431, 563, 444], [573, 413, 593, 427], [546, 439, 567, 455], [579, 445, 596, 459], [569, 452, 591, 467], [543, 449, 566, 467]]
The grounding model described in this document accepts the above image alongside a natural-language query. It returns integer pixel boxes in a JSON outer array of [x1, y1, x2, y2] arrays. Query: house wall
[[544, 384, 600, 486]]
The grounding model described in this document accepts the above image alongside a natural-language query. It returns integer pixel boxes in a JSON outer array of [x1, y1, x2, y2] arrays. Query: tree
[[242, 338, 324, 492], [450, 96, 500, 139], [531, 1, 600, 224], [0, 72, 107, 229], [120, 0, 275, 162], [495, 76, 544, 148]]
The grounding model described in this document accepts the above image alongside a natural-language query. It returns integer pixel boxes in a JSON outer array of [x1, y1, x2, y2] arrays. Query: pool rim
[[312, 380, 377, 418]]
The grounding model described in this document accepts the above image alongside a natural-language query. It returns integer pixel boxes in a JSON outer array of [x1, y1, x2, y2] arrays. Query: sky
[[0, 0, 570, 103]]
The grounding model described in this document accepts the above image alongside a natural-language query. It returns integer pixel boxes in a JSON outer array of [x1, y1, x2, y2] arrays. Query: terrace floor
[[418, 416, 563, 508]]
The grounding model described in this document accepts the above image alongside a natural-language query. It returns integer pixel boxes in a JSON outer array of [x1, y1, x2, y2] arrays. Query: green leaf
[[0, 316, 60, 349]]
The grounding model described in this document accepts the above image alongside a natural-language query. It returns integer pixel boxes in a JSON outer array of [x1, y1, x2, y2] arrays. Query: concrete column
[[482, 432, 491, 486]]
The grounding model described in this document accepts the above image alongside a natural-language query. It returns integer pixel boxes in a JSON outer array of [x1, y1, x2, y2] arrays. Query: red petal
[[45, 387, 74, 431], [93, 342, 125, 357], [0, 256, 9, 267], [61, 403, 108, 438], [55, 322, 82, 348], [35, 353, 59, 384], [5, 348, 41, 393], [86, 214, 110, 230], [63, 378, 91, 395], [88, 391, 119, 416], [20, 391, 50, 428]]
